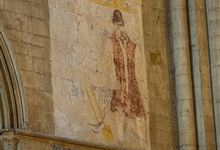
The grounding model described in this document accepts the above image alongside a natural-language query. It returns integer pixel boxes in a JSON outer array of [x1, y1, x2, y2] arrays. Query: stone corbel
[[22, 121, 30, 130], [0, 132, 20, 150]]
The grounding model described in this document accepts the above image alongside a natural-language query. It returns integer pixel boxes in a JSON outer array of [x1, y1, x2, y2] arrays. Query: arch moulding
[[0, 24, 29, 131]]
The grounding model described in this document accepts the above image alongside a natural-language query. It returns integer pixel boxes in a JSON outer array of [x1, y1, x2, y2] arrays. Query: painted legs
[[115, 109, 146, 148], [136, 117, 146, 148], [115, 109, 125, 142]]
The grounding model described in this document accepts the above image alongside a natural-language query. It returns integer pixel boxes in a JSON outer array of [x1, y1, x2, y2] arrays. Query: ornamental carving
[[0, 133, 20, 150]]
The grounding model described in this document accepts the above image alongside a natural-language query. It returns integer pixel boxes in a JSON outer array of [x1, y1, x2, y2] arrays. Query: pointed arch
[[0, 25, 28, 130]]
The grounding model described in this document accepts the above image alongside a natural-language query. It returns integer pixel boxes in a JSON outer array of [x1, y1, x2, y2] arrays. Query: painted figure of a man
[[102, 10, 146, 147]]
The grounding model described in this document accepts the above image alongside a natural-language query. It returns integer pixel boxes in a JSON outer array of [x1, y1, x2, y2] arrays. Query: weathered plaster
[[49, 0, 149, 149]]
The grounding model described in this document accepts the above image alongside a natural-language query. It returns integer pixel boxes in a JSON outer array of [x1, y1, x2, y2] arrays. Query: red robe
[[110, 32, 146, 119]]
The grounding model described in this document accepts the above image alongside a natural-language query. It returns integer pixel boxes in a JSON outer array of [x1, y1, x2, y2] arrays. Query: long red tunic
[[110, 32, 146, 119]]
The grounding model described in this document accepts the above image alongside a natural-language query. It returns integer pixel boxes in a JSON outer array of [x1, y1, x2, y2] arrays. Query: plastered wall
[[49, 0, 179, 149], [49, 0, 151, 149]]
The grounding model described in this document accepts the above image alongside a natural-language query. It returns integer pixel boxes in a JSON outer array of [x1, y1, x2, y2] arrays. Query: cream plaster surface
[[49, 0, 149, 149]]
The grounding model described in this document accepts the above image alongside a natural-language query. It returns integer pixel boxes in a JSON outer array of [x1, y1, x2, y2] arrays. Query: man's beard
[[117, 31, 127, 45]]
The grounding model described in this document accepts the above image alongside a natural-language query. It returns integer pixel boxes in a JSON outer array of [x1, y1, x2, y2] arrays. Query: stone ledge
[[14, 129, 122, 150]]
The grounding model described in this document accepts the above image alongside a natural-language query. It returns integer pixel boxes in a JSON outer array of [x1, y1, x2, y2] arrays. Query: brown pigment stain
[[150, 51, 162, 65]]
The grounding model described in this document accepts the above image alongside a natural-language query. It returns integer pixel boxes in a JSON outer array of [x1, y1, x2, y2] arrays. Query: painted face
[[114, 22, 127, 43], [114, 22, 125, 32]]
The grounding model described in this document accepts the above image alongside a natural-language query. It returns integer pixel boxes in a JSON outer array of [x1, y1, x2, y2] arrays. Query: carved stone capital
[[0, 132, 20, 150]]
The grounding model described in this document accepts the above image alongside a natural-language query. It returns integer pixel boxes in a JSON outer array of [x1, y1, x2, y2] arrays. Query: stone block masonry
[[0, 0, 54, 134]]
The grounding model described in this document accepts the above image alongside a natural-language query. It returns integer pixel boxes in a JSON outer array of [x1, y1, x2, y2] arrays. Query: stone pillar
[[0, 132, 20, 150], [187, 0, 216, 149], [169, 0, 197, 149], [205, 0, 220, 149]]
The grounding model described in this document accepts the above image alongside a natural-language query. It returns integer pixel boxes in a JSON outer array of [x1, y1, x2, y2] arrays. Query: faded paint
[[85, 86, 114, 141], [49, 0, 147, 149], [2, 0, 219, 149], [104, 10, 147, 147], [88, 0, 138, 14], [150, 52, 162, 65]]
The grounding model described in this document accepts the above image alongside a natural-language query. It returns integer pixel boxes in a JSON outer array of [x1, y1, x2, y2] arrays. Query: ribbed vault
[[0, 26, 28, 130]]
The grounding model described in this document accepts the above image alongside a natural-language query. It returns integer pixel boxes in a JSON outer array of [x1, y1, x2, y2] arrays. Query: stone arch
[[0, 26, 28, 130]]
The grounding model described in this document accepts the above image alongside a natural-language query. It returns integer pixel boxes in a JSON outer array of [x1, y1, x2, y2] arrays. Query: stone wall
[[0, 0, 54, 134], [0, 0, 192, 149], [142, 0, 179, 149], [0, 0, 220, 149]]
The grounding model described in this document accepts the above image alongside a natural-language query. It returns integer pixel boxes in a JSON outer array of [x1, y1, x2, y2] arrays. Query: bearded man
[[102, 10, 146, 147]]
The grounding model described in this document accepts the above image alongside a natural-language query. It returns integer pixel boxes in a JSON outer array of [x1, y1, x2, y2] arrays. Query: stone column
[[205, 0, 220, 149], [0, 132, 20, 150], [187, 0, 216, 149], [169, 0, 197, 149]]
